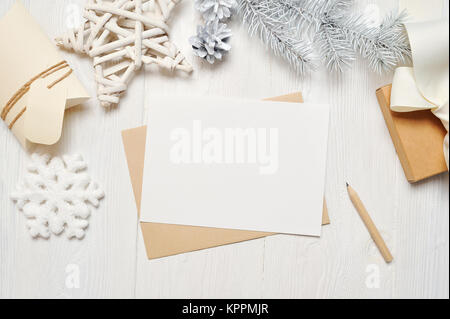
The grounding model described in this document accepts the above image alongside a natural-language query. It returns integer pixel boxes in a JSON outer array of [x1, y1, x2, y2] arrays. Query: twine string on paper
[[1, 61, 72, 129]]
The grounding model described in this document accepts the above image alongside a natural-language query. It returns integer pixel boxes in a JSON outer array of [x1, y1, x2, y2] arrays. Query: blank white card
[[140, 97, 329, 236]]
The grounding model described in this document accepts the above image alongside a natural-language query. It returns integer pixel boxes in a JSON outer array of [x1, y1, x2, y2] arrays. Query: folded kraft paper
[[0, 1, 89, 149]]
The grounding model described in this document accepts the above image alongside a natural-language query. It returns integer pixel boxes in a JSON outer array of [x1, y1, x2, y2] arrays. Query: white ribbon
[[390, 19, 449, 169]]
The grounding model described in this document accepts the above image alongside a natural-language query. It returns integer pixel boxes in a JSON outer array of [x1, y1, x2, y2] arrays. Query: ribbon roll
[[390, 19, 449, 169]]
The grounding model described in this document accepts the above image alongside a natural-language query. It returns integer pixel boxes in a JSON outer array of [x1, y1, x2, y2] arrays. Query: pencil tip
[[346, 182, 349, 187]]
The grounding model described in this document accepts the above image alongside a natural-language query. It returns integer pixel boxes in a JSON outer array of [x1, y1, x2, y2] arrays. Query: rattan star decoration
[[56, 0, 193, 107]]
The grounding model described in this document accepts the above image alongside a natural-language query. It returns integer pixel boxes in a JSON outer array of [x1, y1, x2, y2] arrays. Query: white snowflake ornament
[[11, 154, 104, 239]]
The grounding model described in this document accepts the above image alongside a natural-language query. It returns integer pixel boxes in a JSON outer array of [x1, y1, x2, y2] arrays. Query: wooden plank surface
[[0, 0, 448, 299]]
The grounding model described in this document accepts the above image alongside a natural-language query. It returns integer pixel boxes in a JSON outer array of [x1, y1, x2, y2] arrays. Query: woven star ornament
[[56, 0, 193, 107]]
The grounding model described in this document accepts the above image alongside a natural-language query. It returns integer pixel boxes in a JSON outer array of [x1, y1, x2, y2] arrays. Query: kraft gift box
[[376, 85, 447, 183], [122, 92, 330, 260]]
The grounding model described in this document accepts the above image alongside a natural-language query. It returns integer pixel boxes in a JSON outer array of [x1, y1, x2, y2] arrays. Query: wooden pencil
[[346, 183, 393, 263]]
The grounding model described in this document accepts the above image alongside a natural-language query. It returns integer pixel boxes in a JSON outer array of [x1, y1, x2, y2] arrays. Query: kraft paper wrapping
[[376, 1, 448, 182], [122, 92, 330, 260], [0, 1, 89, 148]]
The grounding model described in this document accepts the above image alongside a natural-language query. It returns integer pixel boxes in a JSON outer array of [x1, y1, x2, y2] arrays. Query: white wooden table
[[1, 0, 448, 299]]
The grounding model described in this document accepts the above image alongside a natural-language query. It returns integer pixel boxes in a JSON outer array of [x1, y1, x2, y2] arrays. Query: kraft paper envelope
[[0, 1, 89, 148], [122, 93, 330, 259]]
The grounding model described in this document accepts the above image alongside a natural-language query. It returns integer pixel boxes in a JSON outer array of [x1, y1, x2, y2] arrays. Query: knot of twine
[[1, 61, 72, 129]]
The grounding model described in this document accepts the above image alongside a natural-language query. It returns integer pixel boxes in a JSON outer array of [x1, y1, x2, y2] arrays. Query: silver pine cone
[[190, 20, 232, 64], [195, 0, 236, 22]]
